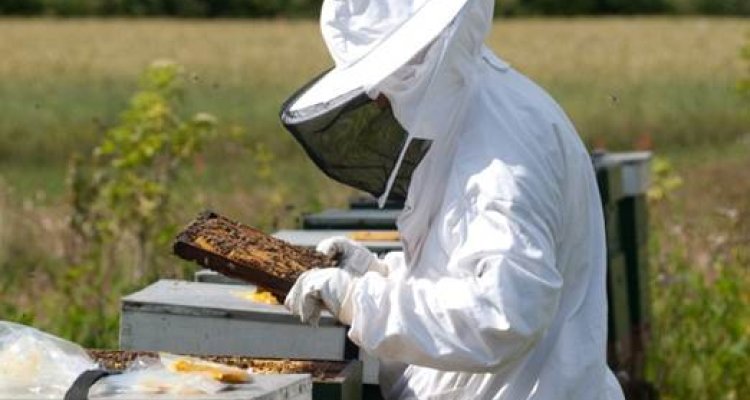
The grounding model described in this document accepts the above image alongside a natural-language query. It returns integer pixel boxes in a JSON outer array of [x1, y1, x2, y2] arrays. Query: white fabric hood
[[283, 0, 499, 261], [371, 0, 497, 262], [292, 0, 469, 111]]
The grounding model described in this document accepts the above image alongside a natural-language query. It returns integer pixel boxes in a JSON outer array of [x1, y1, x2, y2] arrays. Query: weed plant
[[1, 61, 221, 347], [646, 154, 749, 400]]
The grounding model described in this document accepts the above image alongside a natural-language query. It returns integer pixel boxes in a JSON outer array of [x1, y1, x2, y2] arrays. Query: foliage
[[646, 154, 750, 400], [69, 59, 216, 279], [0, 183, 6, 267], [647, 157, 683, 202], [1, 18, 747, 171], [648, 243, 749, 400], [50, 60, 216, 346], [1, 0, 748, 17]]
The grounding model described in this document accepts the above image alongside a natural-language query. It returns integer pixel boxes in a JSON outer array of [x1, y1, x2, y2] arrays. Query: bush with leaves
[[60, 60, 217, 346], [648, 226, 749, 400], [646, 158, 750, 400], [69, 60, 216, 277]]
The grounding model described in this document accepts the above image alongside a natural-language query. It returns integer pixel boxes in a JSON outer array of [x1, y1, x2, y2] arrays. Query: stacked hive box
[[593, 152, 654, 398], [593, 152, 633, 371], [87, 350, 361, 400], [119, 280, 362, 400], [302, 209, 401, 231], [611, 153, 653, 385]]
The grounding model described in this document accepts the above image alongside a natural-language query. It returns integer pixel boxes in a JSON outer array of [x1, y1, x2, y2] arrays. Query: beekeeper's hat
[[280, 0, 469, 203], [293, 0, 470, 110]]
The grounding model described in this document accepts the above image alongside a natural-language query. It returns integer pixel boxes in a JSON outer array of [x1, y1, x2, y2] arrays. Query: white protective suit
[[340, 1, 627, 399]]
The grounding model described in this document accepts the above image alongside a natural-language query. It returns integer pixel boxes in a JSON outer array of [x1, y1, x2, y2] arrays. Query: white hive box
[[96, 375, 312, 400], [120, 280, 348, 361], [606, 151, 653, 196], [2, 375, 312, 400], [195, 269, 247, 285], [273, 230, 401, 255], [302, 209, 401, 230], [191, 267, 382, 386]]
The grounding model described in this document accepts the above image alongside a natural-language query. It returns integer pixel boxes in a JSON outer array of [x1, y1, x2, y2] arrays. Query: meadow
[[0, 17, 748, 399], [1, 18, 747, 185]]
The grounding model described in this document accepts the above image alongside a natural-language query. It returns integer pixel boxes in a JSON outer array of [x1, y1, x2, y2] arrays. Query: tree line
[[0, 0, 747, 17]]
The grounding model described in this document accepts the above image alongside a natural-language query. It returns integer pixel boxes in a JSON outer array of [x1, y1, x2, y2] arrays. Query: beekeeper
[[282, 0, 625, 399]]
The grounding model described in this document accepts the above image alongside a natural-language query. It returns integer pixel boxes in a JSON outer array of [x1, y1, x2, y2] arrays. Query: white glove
[[317, 236, 390, 277], [284, 268, 357, 327]]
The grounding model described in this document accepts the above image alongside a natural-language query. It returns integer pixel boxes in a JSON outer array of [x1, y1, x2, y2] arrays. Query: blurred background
[[0, 1, 747, 399]]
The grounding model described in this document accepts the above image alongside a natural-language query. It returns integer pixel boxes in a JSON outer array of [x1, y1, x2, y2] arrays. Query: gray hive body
[[120, 280, 346, 360], [273, 230, 401, 255], [94, 375, 312, 400], [0, 375, 312, 400], [302, 209, 401, 230]]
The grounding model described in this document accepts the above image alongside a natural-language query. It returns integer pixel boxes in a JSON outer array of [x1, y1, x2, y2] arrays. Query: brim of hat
[[289, 0, 469, 112]]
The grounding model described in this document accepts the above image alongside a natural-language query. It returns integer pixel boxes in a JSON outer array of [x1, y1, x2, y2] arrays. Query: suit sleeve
[[347, 194, 562, 373]]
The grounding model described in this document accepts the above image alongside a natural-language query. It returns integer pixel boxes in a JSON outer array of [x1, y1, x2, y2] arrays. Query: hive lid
[[302, 208, 402, 230], [273, 230, 402, 254], [122, 280, 339, 326]]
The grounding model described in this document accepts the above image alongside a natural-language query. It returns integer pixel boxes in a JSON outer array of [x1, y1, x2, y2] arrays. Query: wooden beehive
[[87, 350, 363, 400]]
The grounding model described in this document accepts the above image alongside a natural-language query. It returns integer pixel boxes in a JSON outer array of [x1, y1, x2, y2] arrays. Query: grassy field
[[0, 18, 747, 194], [0, 17, 748, 399]]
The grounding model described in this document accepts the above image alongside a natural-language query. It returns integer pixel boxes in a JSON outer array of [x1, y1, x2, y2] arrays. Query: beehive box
[[87, 350, 359, 400], [6, 376, 312, 400], [606, 152, 652, 197], [619, 196, 649, 247], [302, 209, 401, 230], [348, 195, 404, 210], [173, 211, 336, 298], [120, 280, 350, 361], [626, 246, 652, 333], [195, 269, 247, 285], [606, 253, 633, 370], [273, 230, 402, 256], [603, 204, 621, 255], [593, 154, 625, 207]]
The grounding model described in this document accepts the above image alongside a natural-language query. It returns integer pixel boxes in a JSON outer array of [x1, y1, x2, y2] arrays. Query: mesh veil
[[280, 71, 431, 202]]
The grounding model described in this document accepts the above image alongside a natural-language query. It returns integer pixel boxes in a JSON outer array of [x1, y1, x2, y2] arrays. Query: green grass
[[0, 17, 747, 196], [646, 139, 750, 400]]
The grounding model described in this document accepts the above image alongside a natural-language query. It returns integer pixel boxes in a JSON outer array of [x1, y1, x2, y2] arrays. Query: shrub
[[646, 158, 750, 400], [56, 60, 217, 346], [648, 238, 749, 399], [69, 60, 215, 274]]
